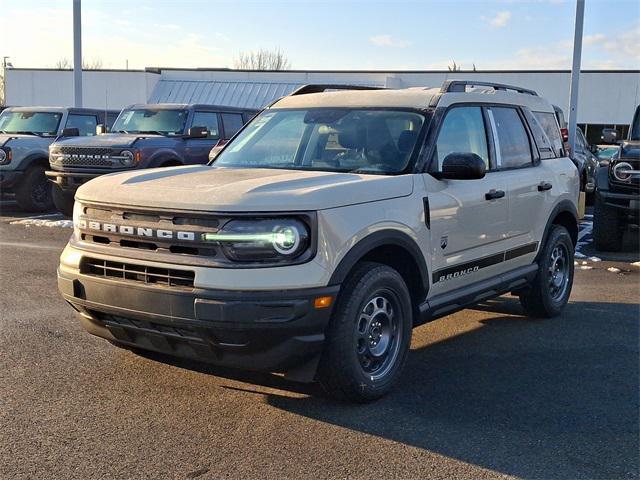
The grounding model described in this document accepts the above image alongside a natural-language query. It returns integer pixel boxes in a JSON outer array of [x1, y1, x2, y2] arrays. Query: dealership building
[[5, 67, 640, 144]]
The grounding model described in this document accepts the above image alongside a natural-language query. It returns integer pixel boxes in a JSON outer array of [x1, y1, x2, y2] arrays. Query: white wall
[[5, 69, 160, 110], [6, 68, 639, 124]]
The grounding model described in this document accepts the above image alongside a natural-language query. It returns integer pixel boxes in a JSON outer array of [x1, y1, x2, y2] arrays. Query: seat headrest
[[398, 130, 418, 153], [338, 124, 366, 149]]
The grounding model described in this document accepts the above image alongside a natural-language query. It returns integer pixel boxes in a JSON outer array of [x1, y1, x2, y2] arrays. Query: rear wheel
[[52, 185, 75, 217], [519, 225, 574, 318], [317, 262, 412, 402], [593, 194, 623, 251], [14, 164, 53, 212]]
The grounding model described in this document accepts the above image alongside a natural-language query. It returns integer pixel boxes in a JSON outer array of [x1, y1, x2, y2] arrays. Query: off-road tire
[[519, 225, 574, 318], [52, 185, 75, 217], [14, 164, 53, 212], [593, 194, 623, 251], [317, 262, 412, 402]]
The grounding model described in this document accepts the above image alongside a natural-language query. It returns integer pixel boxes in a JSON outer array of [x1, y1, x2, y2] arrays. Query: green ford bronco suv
[[57, 81, 579, 402]]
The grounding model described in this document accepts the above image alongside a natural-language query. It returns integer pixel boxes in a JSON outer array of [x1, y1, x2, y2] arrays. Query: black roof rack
[[441, 80, 538, 96], [290, 84, 384, 96]]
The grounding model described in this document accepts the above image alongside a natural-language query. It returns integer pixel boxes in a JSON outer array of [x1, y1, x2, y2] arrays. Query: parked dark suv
[[593, 105, 640, 251], [46, 104, 257, 216], [0, 106, 117, 211]]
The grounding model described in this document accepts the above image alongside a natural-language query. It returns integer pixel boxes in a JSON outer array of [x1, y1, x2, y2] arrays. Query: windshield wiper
[[12, 130, 44, 137], [131, 130, 169, 136]]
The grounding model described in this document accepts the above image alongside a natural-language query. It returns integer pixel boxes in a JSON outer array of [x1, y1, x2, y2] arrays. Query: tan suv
[[57, 81, 579, 402]]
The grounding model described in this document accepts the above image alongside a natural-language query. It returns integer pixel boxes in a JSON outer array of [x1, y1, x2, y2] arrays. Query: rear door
[[487, 106, 549, 269], [221, 113, 245, 140], [425, 105, 509, 296]]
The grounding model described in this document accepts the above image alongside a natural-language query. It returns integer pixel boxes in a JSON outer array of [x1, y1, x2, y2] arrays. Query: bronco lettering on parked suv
[[57, 81, 579, 402]]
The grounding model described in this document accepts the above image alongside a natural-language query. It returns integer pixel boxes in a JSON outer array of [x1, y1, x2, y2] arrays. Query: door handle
[[485, 189, 505, 200], [538, 182, 553, 192]]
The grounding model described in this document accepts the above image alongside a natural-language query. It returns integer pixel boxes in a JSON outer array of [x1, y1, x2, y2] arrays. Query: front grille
[[58, 146, 112, 156], [59, 156, 115, 167], [81, 257, 195, 289]]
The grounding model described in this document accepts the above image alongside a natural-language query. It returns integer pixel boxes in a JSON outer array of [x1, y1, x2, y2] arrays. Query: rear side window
[[192, 111, 220, 139], [433, 106, 489, 170], [488, 107, 532, 169], [221, 113, 244, 138], [242, 112, 256, 124], [533, 111, 563, 157], [523, 110, 555, 159], [66, 114, 98, 136]]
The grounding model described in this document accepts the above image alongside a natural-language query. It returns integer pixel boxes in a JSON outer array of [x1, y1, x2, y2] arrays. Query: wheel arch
[[329, 230, 430, 323], [539, 200, 579, 254]]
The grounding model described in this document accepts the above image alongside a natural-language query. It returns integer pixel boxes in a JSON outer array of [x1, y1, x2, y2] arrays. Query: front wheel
[[317, 262, 412, 402], [14, 165, 53, 212], [52, 185, 75, 217], [519, 225, 574, 318]]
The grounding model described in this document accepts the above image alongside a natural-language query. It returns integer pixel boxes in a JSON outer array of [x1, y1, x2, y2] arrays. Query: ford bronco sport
[[0, 106, 116, 211], [47, 103, 257, 216], [593, 104, 640, 251], [57, 81, 579, 402]]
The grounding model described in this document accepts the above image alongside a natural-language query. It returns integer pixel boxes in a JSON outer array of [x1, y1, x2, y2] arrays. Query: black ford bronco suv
[[0, 106, 116, 211], [47, 103, 257, 216], [58, 82, 579, 402], [593, 105, 640, 251]]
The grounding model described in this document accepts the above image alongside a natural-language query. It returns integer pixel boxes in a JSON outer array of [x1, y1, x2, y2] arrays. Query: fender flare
[[148, 150, 184, 168], [328, 229, 430, 295], [594, 165, 610, 192], [14, 152, 50, 172], [537, 199, 579, 257]]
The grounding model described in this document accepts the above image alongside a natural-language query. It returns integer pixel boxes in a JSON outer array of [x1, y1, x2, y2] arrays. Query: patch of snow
[[10, 218, 73, 228], [575, 251, 587, 259], [607, 267, 621, 273], [631, 261, 640, 268], [580, 265, 593, 270], [588, 256, 602, 262]]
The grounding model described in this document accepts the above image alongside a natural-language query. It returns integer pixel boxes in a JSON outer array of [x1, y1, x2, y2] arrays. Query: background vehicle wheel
[[317, 262, 412, 402], [52, 186, 75, 217], [14, 165, 53, 212], [593, 195, 623, 251], [519, 225, 574, 318]]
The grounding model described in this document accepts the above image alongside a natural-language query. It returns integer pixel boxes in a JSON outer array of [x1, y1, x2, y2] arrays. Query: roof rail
[[441, 80, 538, 96], [290, 84, 384, 96]]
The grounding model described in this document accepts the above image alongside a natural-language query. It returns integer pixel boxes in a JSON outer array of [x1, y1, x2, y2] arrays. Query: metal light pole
[[73, 0, 83, 107], [568, 0, 585, 155], [2, 56, 9, 106]]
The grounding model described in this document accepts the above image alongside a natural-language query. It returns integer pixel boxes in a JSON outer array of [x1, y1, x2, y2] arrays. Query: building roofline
[[6, 67, 640, 75]]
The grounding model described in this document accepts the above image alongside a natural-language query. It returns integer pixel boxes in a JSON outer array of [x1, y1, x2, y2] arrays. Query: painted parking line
[[0, 241, 64, 251]]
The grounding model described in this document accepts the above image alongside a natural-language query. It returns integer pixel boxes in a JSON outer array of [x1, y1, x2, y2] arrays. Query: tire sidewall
[[329, 266, 412, 399], [538, 227, 574, 315]]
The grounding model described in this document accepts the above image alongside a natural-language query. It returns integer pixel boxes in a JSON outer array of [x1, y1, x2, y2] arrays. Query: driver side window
[[433, 107, 489, 170]]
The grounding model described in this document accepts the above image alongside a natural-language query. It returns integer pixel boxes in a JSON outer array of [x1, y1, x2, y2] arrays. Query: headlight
[[119, 150, 138, 167], [202, 218, 310, 262], [613, 162, 633, 182], [0, 148, 7, 165], [72, 201, 83, 238]]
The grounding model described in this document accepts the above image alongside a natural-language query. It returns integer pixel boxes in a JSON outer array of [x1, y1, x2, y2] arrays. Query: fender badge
[[440, 236, 448, 249]]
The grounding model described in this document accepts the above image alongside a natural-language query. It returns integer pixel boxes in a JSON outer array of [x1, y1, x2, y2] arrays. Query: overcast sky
[[2, 0, 639, 70]]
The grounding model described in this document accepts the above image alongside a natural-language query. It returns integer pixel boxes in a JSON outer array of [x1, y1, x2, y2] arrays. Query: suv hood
[[620, 140, 640, 159], [0, 133, 54, 148], [52, 133, 164, 149], [76, 166, 414, 211]]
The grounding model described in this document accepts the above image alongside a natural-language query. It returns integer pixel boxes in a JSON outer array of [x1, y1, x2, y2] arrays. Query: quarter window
[[192, 112, 220, 139], [489, 107, 532, 169], [533, 111, 563, 157], [65, 114, 98, 136], [433, 107, 489, 170]]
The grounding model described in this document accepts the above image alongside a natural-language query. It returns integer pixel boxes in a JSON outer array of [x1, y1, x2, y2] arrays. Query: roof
[[271, 85, 555, 112], [148, 80, 307, 109], [3, 106, 116, 114], [124, 103, 257, 112]]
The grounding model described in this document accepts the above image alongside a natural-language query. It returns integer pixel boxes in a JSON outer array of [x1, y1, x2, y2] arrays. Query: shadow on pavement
[[145, 296, 638, 479]]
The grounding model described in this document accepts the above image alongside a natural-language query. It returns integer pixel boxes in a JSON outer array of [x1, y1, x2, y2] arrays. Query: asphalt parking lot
[[1, 203, 638, 480]]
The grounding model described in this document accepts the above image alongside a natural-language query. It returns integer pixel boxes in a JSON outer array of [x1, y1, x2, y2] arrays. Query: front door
[[424, 106, 509, 296], [184, 111, 221, 165]]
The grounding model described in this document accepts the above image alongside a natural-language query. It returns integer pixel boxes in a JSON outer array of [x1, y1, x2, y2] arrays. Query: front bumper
[[46, 168, 130, 192], [58, 267, 339, 381], [597, 188, 640, 213]]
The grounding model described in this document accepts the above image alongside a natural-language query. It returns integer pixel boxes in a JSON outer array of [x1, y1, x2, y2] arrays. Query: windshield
[[631, 105, 640, 141], [111, 108, 188, 135], [213, 109, 425, 174], [0, 111, 62, 136]]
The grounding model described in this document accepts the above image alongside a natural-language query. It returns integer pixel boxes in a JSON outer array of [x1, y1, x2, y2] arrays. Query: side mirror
[[61, 127, 79, 137], [208, 139, 228, 161], [186, 126, 208, 138], [435, 153, 486, 180], [96, 124, 108, 135], [601, 128, 618, 144]]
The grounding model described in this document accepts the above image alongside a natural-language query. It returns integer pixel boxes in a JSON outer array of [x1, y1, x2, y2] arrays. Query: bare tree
[[0, 69, 4, 106], [234, 49, 291, 70], [54, 57, 104, 69], [447, 60, 461, 72]]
